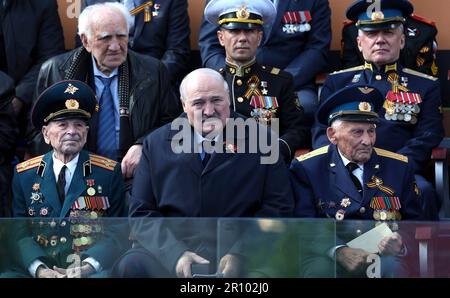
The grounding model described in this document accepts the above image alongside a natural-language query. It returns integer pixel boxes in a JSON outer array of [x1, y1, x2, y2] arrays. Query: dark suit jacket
[[31, 48, 180, 159], [0, 0, 64, 105], [10, 150, 127, 275], [129, 113, 294, 273], [81, 0, 190, 83], [199, 0, 331, 91]]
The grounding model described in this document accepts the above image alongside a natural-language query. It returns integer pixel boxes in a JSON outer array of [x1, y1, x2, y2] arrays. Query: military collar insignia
[[83, 160, 92, 177], [363, 61, 397, 73], [226, 58, 256, 77], [36, 160, 47, 177]]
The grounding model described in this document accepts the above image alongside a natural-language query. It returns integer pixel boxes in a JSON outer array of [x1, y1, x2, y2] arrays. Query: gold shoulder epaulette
[[270, 67, 281, 75], [16, 155, 44, 173], [374, 148, 408, 163], [296, 146, 329, 162], [89, 154, 117, 171], [330, 65, 364, 75], [403, 68, 438, 81]]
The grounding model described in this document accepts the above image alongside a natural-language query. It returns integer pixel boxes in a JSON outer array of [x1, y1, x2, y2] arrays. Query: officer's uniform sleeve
[[198, 0, 226, 69], [289, 159, 318, 217], [14, 0, 65, 105], [399, 162, 423, 220], [159, 0, 191, 83], [340, 23, 364, 69], [396, 79, 443, 172], [0, 73, 18, 159], [311, 74, 336, 149], [277, 73, 311, 162], [284, 0, 331, 90]]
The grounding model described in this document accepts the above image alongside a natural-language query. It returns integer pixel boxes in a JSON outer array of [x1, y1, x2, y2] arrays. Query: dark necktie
[[97, 76, 117, 160], [346, 162, 363, 193], [57, 165, 67, 203], [200, 140, 214, 167]]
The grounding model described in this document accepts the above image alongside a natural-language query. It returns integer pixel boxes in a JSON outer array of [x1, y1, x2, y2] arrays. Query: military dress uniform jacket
[[128, 113, 294, 274], [221, 62, 310, 161], [341, 15, 438, 76], [0, 0, 65, 106], [10, 150, 126, 276], [290, 144, 422, 221], [81, 0, 190, 84], [312, 62, 443, 173], [199, 0, 331, 91], [29, 48, 180, 159]]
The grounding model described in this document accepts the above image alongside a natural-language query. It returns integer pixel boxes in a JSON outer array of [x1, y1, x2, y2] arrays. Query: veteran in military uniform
[[203, 0, 310, 163], [291, 85, 422, 277], [312, 0, 443, 220], [5, 80, 126, 278], [200, 0, 331, 125], [341, 0, 438, 76]]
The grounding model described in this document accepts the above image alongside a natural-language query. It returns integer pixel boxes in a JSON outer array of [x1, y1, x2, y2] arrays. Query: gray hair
[[179, 68, 230, 102], [78, 2, 132, 38], [357, 23, 404, 37]]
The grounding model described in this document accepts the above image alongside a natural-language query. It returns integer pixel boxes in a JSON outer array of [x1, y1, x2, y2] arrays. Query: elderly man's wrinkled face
[[357, 28, 405, 67], [217, 28, 263, 65], [82, 9, 128, 74], [182, 74, 230, 137], [327, 121, 376, 164], [42, 119, 89, 161]]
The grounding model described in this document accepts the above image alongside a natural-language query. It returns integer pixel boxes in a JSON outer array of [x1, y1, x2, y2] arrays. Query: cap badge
[[64, 83, 79, 95], [65, 99, 80, 110], [358, 101, 372, 112], [236, 5, 250, 20], [371, 11, 384, 21]]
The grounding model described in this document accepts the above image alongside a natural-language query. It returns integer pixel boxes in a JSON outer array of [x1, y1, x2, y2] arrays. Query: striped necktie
[[97, 76, 117, 160]]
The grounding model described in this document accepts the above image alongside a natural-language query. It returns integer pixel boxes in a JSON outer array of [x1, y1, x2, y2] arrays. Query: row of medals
[[373, 209, 402, 221], [384, 102, 420, 124]]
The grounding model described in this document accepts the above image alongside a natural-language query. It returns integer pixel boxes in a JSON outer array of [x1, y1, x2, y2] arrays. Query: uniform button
[[50, 220, 57, 228], [356, 229, 362, 236], [60, 221, 66, 227], [359, 207, 366, 214], [237, 97, 244, 103], [236, 79, 243, 86], [60, 237, 67, 244], [375, 75, 382, 80]]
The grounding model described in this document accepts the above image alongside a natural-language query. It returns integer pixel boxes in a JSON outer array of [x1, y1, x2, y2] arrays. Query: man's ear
[[217, 30, 225, 47], [257, 30, 263, 46], [42, 126, 50, 145], [400, 33, 406, 50], [356, 36, 363, 53], [326, 126, 337, 144], [80, 34, 91, 52], [181, 100, 187, 112]]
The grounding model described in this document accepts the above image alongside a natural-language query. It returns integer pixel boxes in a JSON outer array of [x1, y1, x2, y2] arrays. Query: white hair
[[357, 23, 404, 37], [78, 2, 133, 38], [179, 68, 230, 102]]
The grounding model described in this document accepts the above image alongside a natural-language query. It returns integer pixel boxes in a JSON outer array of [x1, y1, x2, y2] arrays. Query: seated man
[[199, 0, 331, 127], [112, 68, 294, 278], [312, 0, 443, 220], [341, 1, 438, 76], [291, 84, 422, 277], [4, 80, 126, 278], [202, 0, 310, 163]]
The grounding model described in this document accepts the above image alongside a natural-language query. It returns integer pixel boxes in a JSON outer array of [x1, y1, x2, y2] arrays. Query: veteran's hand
[[36, 266, 65, 278], [53, 263, 95, 278], [218, 254, 242, 278], [336, 247, 371, 272], [378, 232, 403, 256], [121, 144, 142, 178], [175, 251, 210, 278]]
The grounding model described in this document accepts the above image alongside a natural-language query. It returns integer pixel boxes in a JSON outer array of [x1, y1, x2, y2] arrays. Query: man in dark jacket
[[80, 0, 191, 86], [31, 2, 180, 183], [112, 68, 294, 278]]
